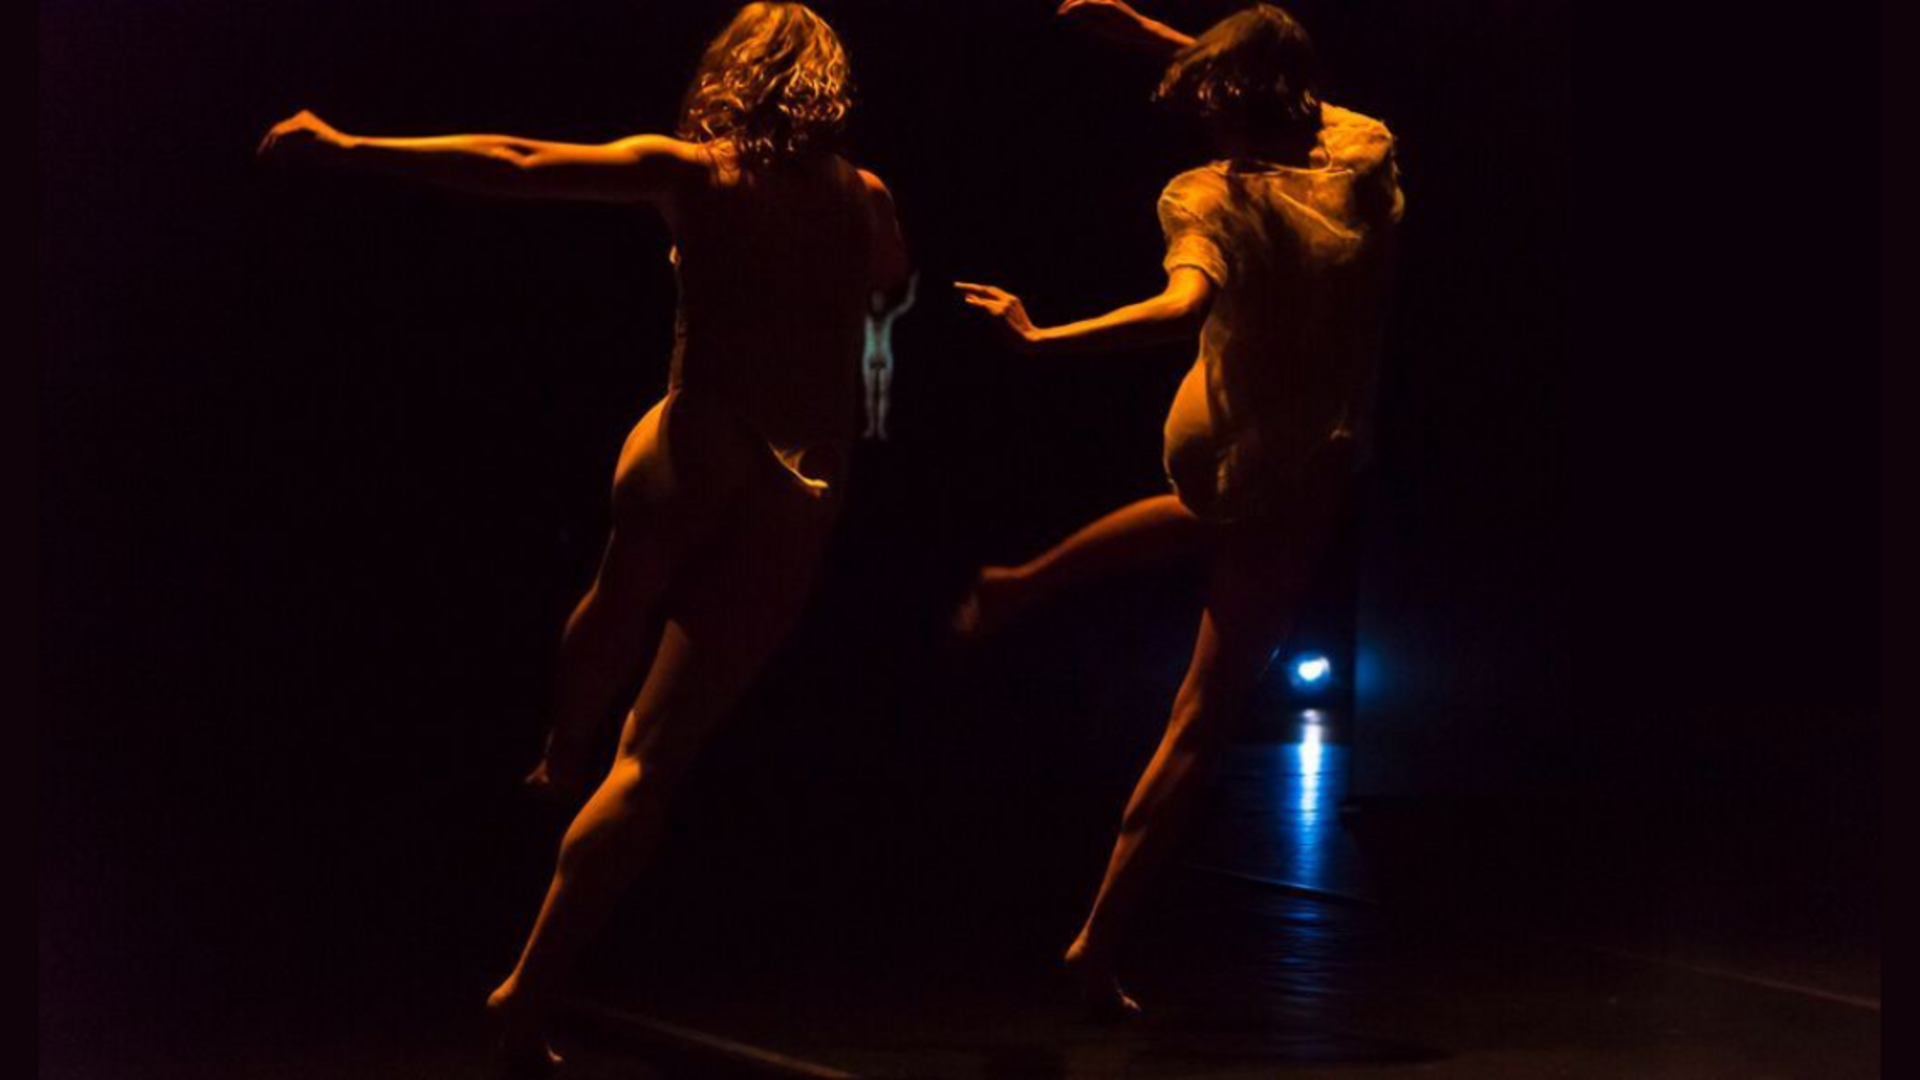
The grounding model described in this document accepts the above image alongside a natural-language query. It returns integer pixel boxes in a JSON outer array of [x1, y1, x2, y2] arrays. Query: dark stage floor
[[52, 712, 1879, 1079]]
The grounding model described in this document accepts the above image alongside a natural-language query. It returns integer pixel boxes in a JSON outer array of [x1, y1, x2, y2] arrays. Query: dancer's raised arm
[[955, 266, 1213, 355], [1056, 0, 1195, 58], [256, 109, 705, 204]]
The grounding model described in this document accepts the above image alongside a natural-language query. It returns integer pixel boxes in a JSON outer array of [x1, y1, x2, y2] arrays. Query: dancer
[[863, 271, 919, 441], [957, 2, 1402, 1019], [259, 3, 908, 1066]]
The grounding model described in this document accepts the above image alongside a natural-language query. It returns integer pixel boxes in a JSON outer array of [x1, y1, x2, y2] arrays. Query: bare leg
[[489, 446, 837, 1065], [862, 360, 891, 441], [1066, 466, 1349, 1017], [527, 397, 750, 805], [873, 361, 894, 441], [955, 494, 1210, 639], [526, 534, 670, 805]]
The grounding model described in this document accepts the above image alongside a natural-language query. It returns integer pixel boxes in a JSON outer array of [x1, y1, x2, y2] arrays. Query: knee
[[1167, 672, 1228, 722], [602, 732, 706, 807], [595, 753, 674, 812], [1166, 686, 1238, 750], [596, 754, 646, 800]]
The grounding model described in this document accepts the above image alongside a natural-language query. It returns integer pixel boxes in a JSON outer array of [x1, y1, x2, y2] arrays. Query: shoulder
[[1319, 103, 1394, 139], [852, 164, 899, 209], [857, 166, 892, 198], [602, 134, 717, 197], [1159, 164, 1230, 216], [1317, 104, 1398, 169], [1319, 104, 1405, 221]]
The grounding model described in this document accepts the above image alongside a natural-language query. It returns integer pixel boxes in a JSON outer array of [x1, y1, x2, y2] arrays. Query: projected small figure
[[863, 271, 918, 440], [258, 3, 907, 1070], [957, 1, 1402, 1021]]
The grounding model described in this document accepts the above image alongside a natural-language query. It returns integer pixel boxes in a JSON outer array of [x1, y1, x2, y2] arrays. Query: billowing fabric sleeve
[[1330, 116, 1406, 228], [1158, 179, 1230, 287], [1357, 142, 1406, 226]]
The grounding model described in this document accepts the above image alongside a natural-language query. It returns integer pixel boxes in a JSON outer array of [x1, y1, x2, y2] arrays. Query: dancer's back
[[1159, 104, 1403, 519], [665, 147, 878, 489]]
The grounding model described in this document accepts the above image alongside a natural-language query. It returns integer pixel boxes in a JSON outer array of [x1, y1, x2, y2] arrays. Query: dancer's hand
[[955, 281, 1041, 353], [875, 270, 921, 320], [1057, 0, 1148, 39], [256, 109, 349, 165], [1056, 0, 1195, 56], [898, 270, 921, 314]]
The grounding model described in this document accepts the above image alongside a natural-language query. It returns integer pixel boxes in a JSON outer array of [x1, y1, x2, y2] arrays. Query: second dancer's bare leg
[[1065, 466, 1349, 1018], [488, 447, 836, 1068], [955, 494, 1210, 639]]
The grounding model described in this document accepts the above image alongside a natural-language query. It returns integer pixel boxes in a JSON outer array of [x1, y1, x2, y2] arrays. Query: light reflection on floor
[[1135, 707, 1380, 1025], [1290, 708, 1330, 889], [1186, 707, 1365, 897]]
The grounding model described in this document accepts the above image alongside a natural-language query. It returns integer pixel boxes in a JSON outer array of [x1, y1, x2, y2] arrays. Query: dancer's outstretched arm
[[955, 267, 1213, 355], [1056, 0, 1195, 58], [256, 109, 703, 204]]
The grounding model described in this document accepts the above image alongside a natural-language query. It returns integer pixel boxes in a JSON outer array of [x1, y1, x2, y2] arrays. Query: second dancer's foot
[[950, 567, 1029, 643], [486, 978, 564, 1075], [1064, 939, 1143, 1023]]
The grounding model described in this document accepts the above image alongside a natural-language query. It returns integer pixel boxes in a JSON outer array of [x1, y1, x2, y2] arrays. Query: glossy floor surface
[[54, 710, 1876, 1079]]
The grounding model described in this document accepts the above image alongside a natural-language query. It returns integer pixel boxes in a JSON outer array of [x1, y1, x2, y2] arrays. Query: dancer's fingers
[[962, 297, 1012, 318]]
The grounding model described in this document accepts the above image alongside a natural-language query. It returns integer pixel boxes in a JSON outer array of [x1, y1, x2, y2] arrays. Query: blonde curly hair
[[678, 3, 853, 170]]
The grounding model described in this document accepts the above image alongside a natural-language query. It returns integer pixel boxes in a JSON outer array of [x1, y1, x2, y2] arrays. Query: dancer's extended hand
[[1056, 0, 1195, 56], [256, 109, 347, 165], [1057, 0, 1149, 39], [955, 281, 1040, 352]]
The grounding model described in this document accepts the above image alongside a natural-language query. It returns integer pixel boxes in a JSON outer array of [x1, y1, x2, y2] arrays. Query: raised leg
[[956, 494, 1209, 639]]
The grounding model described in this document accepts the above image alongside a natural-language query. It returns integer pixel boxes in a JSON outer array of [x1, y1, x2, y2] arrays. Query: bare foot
[[1064, 939, 1143, 1023], [487, 978, 564, 1074], [950, 567, 1028, 642]]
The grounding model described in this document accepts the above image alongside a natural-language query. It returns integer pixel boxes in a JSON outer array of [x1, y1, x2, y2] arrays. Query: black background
[[42, 0, 1878, 1067]]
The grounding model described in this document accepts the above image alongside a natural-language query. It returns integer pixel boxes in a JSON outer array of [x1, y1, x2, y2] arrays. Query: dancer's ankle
[[1064, 934, 1104, 967]]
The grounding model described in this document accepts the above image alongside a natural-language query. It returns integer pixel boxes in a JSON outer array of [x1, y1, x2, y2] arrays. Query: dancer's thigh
[[615, 448, 842, 772], [1205, 450, 1352, 668], [596, 391, 767, 590]]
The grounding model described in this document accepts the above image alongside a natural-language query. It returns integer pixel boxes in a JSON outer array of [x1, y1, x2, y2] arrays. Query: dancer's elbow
[[1156, 271, 1214, 331]]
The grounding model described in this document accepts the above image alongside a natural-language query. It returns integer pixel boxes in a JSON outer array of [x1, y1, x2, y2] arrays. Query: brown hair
[[678, 3, 853, 170], [1156, 4, 1322, 146]]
